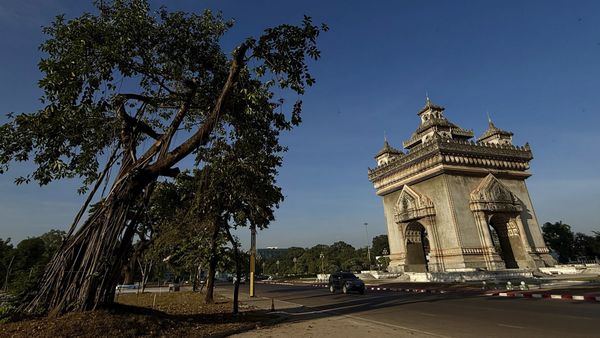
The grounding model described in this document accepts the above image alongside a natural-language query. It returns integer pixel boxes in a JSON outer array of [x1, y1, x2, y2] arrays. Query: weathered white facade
[[368, 99, 555, 272]]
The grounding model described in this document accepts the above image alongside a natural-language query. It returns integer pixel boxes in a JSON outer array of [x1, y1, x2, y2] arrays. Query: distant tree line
[[257, 235, 390, 276], [542, 221, 600, 263], [0, 230, 65, 298]]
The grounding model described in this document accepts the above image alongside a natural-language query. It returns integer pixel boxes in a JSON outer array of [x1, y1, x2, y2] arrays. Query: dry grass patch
[[0, 291, 273, 337]]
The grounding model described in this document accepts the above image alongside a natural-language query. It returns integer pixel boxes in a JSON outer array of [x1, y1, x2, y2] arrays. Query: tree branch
[[157, 91, 195, 159], [146, 40, 253, 175], [160, 167, 180, 178], [114, 96, 163, 140]]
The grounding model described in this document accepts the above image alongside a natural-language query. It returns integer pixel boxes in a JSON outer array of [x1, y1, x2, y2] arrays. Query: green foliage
[[542, 221, 575, 263], [0, 296, 17, 324], [0, 0, 326, 194], [0, 238, 14, 289], [371, 234, 389, 257], [259, 239, 388, 276], [0, 1, 232, 188], [542, 221, 600, 263], [371, 234, 390, 270], [0, 1, 326, 313], [0, 230, 65, 298], [144, 175, 221, 276], [38, 229, 65, 255], [573, 232, 600, 260]]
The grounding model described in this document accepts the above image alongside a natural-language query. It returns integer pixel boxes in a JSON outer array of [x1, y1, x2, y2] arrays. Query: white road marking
[[498, 323, 525, 329], [276, 294, 395, 310], [267, 293, 448, 337], [272, 303, 362, 316]]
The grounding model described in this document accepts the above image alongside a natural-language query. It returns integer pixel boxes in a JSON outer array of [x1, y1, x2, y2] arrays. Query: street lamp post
[[276, 260, 280, 276], [293, 257, 297, 275], [364, 222, 371, 270], [250, 225, 256, 297], [319, 253, 325, 274]]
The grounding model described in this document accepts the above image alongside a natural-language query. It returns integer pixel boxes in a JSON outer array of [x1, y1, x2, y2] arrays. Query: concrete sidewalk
[[215, 287, 437, 338]]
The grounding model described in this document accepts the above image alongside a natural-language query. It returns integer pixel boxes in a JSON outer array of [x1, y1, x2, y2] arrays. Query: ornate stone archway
[[404, 222, 430, 272], [369, 99, 555, 272], [470, 174, 536, 269], [393, 185, 444, 272]]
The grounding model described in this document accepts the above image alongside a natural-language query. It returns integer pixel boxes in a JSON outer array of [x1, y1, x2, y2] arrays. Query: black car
[[328, 272, 365, 294]]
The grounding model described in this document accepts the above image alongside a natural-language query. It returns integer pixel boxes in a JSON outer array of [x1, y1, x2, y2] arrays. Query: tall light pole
[[293, 257, 298, 275], [364, 222, 371, 269], [319, 253, 325, 274], [249, 225, 256, 297]]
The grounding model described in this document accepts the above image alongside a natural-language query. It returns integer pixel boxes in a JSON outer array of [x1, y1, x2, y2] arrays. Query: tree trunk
[[3, 256, 14, 292], [225, 226, 240, 315], [204, 220, 220, 304], [22, 169, 155, 315], [121, 256, 135, 285]]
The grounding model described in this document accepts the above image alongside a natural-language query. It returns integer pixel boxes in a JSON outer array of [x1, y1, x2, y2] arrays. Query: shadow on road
[[224, 283, 478, 328]]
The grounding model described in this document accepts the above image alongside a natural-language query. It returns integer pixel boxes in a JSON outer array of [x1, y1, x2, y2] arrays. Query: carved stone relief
[[469, 174, 522, 213], [393, 185, 436, 223]]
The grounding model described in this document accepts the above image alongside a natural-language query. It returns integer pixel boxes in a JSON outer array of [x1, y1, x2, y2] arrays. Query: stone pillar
[[472, 211, 505, 270], [513, 216, 532, 253], [506, 217, 538, 269], [387, 223, 407, 272], [422, 216, 444, 272]]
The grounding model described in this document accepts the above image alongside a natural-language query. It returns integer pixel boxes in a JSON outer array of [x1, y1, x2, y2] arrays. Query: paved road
[[222, 282, 600, 338]]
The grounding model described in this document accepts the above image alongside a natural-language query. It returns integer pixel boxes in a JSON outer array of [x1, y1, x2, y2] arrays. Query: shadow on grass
[[0, 299, 277, 338]]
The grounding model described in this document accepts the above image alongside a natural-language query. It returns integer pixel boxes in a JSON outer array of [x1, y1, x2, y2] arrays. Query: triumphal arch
[[368, 98, 555, 272]]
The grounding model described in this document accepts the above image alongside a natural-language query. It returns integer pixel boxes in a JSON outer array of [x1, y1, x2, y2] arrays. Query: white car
[[115, 283, 140, 291]]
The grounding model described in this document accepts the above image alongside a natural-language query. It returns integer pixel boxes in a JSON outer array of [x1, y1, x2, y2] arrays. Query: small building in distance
[[368, 98, 555, 273]]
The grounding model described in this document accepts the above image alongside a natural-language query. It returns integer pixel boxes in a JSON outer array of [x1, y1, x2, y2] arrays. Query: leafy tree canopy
[[542, 221, 575, 263], [371, 234, 389, 257], [0, 0, 327, 314], [0, 0, 327, 193]]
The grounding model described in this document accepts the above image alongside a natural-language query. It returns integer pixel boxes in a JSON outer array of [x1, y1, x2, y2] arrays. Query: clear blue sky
[[1, 1, 599, 250]]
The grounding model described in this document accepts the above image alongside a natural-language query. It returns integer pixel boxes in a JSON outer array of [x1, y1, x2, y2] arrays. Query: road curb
[[258, 281, 454, 295], [259, 281, 600, 303], [485, 290, 600, 302]]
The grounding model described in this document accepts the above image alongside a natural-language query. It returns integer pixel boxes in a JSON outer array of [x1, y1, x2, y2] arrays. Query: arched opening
[[405, 222, 430, 272], [488, 215, 518, 269]]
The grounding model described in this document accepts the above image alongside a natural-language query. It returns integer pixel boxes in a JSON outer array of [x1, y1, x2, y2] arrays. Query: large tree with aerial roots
[[0, 0, 326, 315]]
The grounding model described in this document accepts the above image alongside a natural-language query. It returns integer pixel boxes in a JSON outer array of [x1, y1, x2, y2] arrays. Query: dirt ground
[[0, 291, 274, 337]]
